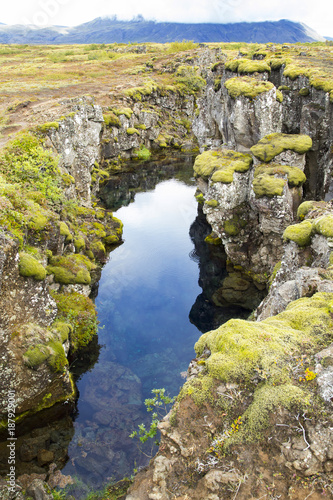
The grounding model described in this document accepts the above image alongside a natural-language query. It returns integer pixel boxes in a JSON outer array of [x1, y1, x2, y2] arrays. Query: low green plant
[[130, 389, 175, 454]]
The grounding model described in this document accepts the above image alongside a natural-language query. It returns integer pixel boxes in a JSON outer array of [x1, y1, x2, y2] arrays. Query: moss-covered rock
[[47, 254, 95, 285], [103, 112, 121, 128], [313, 215, 333, 238], [297, 201, 318, 220], [252, 163, 306, 198], [205, 199, 219, 208], [52, 291, 98, 352], [126, 127, 140, 136], [191, 292, 333, 442], [205, 233, 222, 245], [224, 76, 274, 100], [23, 344, 49, 369], [251, 133, 312, 162], [225, 58, 271, 74], [224, 216, 247, 236], [283, 220, 313, 247], [193, 149, 252, 183], [18, 252, 46, 280]]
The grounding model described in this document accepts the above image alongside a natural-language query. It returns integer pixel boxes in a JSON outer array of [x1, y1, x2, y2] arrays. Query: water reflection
[[62, 161, 202, 494]]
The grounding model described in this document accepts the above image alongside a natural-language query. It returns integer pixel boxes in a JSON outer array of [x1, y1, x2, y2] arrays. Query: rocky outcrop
[[126, 49, 333, 500]]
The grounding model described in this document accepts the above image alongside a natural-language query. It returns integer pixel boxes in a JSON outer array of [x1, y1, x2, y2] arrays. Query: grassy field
[[0, 40, 332, 147]]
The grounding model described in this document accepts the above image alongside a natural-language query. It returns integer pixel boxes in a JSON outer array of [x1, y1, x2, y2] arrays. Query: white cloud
[[1, 0, 332, 37]]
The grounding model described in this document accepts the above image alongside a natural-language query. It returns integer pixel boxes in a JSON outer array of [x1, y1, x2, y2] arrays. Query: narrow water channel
[[61, 161, 204, 494]]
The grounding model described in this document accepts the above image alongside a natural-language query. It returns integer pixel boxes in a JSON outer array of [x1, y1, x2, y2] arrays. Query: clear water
[[61, 175, 203, 491]]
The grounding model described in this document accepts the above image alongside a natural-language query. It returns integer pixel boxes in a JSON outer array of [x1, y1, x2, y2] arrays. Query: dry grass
[[0, 41, 332, 147]]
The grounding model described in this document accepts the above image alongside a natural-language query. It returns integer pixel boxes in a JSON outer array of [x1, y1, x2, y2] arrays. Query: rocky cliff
[[0, 42, 333, 499], [125, 48, 333, 499]]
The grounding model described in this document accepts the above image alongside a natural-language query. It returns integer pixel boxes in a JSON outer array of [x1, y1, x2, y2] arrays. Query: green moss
[[276, 89, 283, 102], [61, 172, 75, 186], [278, 85, 291, 91], [28, 213, 49, 232], [270, 58, 286, 70], [74, 236, 86, 252], [193, 149, 252, 183], [283, 220, 313, 247], [195, 193, 205, 204], [205, 233, 222, 245], [112, 108, 133, 119], [90, 239, 106, 257], [19, 252, 46, 280], [124, 79, 160, 101], [59, 221, 72, 240], [251, 133, 312, 162], [126, 127, 140, 136], [252, 163, 306, 198], [195, 292, 333, 383], [297, 201, 318, 220], [225, 58, 271, 74], [47, 254, 94, 285], [269, 261, 281, 287], [224, 220, 239, 236], [299, 87, 310, 96], [52, 291, 98, 352], [313, 215, 333, 238], [47, 341, 68, 373], [179, 374, 215, 406], [234, 383, 307, 443], [38, 122, 59, 133], [24, 344, 49, 369], [175, 65, 206, 93], [51, 321, 72, 343], [103, 112, 121, 128], [224, 76, 274, 100], [105, 233, 121, 245], [205, 199, 219, 207], [133, 145, 151, 160]]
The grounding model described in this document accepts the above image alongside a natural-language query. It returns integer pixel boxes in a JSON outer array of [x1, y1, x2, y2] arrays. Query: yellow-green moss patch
[[193, 149, 252, 183], [52, 291, 98, 352], [47, 254, 95, 285], [18, 252, 46, 281], [283, 220, 313, 247], [252, 163, 306, 198], [251, 133, 312, 162], [126, 127, 140, 136], [224, 76, 274, 100], [103, 112, 121, 128], [313, 215, 333, 238], [225, 59, 271, 74]]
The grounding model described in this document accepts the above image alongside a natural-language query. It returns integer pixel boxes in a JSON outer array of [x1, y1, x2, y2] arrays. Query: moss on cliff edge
[[283, 220, 313, 246], [18, 252, 46, 280], [52, 291, 98, 352], [251, 133, 312, 163], [193, 149, 252, 183], [252, 163, 306, 198], [191, 292, 333, 443], [224, 76, 274, 100], [47, 254, 95, 285], [225, 58, 271, 74]]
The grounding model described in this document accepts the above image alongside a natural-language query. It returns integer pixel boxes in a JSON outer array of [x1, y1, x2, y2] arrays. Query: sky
[[0, 0, 332, 37]]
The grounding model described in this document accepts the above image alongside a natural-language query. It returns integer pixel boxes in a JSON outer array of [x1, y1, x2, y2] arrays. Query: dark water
[[0, 160, 247, 497], [61, 166, 203, 492]]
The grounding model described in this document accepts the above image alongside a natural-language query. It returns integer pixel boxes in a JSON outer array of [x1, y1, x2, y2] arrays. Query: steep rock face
[[47, 98, 104, 205], [256, 201, 333, 320], [0, 100, 119, 422], [193, 72, 282, 152]]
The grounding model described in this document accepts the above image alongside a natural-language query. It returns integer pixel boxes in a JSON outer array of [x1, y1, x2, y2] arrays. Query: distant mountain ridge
[[0, 18, 325, 44]]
